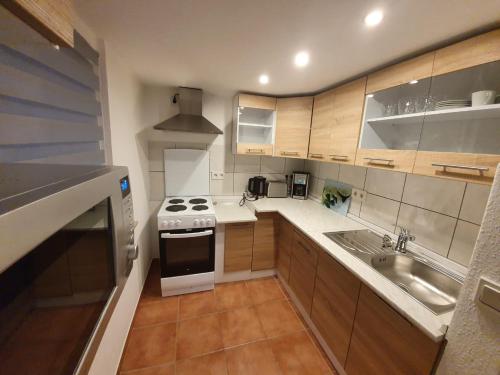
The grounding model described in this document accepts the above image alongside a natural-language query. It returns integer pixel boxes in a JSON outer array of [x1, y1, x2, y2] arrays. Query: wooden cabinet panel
[[366, 52, 435, 93], [3, 0, 74, 47], [224, 222, 254, 272], [252, 212, 278, 271], [274, 97, 313, 158], [274, 127, 311, 159], [311, 252, 361, 366], [277, 217, 294, 281], [236, 143, 273, 156], [289, 230, 318, 314], [433, 29, 500, 76], [413, 151, 499, 185], [276, 97, 313, 129], [238, 94, 276, 110], [355, 148, 417, 173], [308, 127, 331, 160], [328, 77, 367, 165], [345, 285, 441, 375], [311, 89, 335, 129]]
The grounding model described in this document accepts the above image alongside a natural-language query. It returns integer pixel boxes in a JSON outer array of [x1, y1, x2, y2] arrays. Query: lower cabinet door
[[289, 255, 316, 314], [276, 217, 294, 281], [311, 253, 361, 366], [345, 285, 442, 375], [224, 223, 254, 272], [252, 212, 278, 271]]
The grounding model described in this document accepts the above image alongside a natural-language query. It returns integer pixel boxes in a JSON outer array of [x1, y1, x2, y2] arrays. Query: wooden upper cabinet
[[366, 52, 435, 93], [311, 89, 335, 128], [345, 285, 442, 375], [238, 94, 276, 110], [328, 77, 367, 164], [274, 96, 313, 158], [433, 28, 500, 76], [3, 0, 75, 47]]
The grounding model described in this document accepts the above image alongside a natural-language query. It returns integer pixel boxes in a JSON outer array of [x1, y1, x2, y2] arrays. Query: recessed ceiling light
[[259, 74, 269, 85], [53, 44, 60, 50], [409, 79, 419, 84], [364, 10, 383, 27], [294, 51, 310, 68]]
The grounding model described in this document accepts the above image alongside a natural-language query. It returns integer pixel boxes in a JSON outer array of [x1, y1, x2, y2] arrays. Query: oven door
[[159, 228, 215, 277]]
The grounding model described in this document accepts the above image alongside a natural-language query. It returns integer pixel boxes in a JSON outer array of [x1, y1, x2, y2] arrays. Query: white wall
[[305, 160, 491, 268], [437, 166, 500, 375], [88, 43, 153, 375]]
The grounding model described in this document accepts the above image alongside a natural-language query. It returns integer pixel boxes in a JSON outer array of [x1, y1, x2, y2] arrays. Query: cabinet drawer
[[413, 151, 499, 185], [292, 230, 319, 267], [224, 223, 254, 272], [252, 212, 277, 271], [289, 253, 316, 314], [238, 94, 276, 110], [355, 148, 417, 173], [236, 143, 273, 156], [345, 285, 442, 375]]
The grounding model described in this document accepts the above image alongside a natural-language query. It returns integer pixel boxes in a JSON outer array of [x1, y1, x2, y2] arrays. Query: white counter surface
[[218, 196, 452, 342], [213, 197, 257, 224]]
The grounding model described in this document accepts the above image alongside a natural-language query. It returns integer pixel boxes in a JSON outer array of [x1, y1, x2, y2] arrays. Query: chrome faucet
[[395, 227, 415, 253]]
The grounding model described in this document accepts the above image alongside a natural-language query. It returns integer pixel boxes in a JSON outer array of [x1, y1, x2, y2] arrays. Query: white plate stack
[[434, 99, 471, 110]]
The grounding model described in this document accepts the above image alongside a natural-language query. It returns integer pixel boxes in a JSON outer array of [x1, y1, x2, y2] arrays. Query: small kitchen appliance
[[157, 149, 216, 297], [292, 172, 310, 199], [267, 181, 288, 198], [247, 176, 267, 196]]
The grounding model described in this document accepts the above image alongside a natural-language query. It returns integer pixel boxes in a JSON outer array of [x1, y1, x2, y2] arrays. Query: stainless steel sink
[[324, 230, 463, 314]]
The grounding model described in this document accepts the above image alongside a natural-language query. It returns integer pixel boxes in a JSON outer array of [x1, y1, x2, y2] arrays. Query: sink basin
[[370, 254, 462, 314], [324, 230, 463, 314]]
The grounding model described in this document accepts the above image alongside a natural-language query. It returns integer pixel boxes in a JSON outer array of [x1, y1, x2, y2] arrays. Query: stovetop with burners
[[157, 196, 215, 230]]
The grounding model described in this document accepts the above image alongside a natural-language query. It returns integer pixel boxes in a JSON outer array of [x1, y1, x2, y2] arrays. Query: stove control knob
[[193, 219, 200, 226], [206, 219, 213, 226], [200, 219, 206, 227], [175, 219, 181, 226], [168, 220, 175, 227]]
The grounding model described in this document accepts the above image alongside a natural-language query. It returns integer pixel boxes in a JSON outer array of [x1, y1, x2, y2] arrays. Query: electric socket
[[352, 188, 366, 203], [211, 171, 225, 180]]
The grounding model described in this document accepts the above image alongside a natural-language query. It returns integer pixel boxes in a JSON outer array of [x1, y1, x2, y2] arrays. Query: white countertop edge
[[212, 196, 257, 224], [245, 197, 451, 342]]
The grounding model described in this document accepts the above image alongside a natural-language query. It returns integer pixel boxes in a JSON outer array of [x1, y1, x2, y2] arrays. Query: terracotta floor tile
[[176, 314, 223, 360], [140, 268, 163, 305], [179, 290, 217, 320], [246, 277, 285, 305], [276, 278, 292, 300], [256, 299, 304, 338], [306, 330, 338, 375], [226, 340, 283, 375], [120, 323, 176, 371], [133, 297, 178, 327], [215, 282, 251, 311], [120, 363, 175, 375], [270, 330, 331, 375], [176, 350, 228, 375], [218, 306, 265, 348]]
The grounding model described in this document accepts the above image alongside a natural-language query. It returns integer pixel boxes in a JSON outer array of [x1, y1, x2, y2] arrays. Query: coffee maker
[[292, 172, 310, 200]]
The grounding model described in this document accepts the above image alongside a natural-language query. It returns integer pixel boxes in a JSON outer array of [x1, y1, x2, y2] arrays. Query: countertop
[[213, 197, 257, 224], [215, 196, 452, 342]]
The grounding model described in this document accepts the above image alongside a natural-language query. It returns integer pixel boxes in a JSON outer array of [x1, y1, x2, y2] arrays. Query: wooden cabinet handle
[[309, 153, 324, 159], [364, 157, 394, 167], [246, 148, 264, 154], [432, 163, 489, 176], [329, 154, 349, 161], [281, 151, 300, 156]]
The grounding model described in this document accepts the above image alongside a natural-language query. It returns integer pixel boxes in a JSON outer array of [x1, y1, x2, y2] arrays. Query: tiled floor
[[119, 261, 337, 374]]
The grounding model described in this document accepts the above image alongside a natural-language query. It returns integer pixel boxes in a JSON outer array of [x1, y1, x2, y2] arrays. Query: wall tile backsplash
[[305, 161, 491, 267]]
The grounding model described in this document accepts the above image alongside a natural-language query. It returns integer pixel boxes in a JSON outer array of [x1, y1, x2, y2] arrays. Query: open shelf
[[367, 103, 500, 126], [239, 122, 274, 128]]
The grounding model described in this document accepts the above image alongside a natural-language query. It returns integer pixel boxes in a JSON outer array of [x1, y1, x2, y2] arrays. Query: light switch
[[476, 277, 500, 313]]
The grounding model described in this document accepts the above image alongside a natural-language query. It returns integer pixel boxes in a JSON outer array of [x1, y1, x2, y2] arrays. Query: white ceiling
[[75, 0, 500, 96]]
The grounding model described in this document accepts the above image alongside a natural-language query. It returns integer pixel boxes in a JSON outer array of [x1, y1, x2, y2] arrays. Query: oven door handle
[[161, 230, 213, 239]]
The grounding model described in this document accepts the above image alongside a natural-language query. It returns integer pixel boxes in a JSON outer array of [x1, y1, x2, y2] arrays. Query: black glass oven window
[[0, 199, 115, 375]]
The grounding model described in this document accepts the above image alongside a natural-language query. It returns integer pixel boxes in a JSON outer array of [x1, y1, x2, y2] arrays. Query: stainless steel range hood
[[153, 87, 223, 134]]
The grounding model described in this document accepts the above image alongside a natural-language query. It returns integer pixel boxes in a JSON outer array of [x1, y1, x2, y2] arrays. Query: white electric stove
[[157, 149, 216, 297]]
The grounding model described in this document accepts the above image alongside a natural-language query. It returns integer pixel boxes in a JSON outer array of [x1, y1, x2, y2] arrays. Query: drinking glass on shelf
[[414, 97, 427, 113], [398, 97, 414, 114], [384, 103, 397, 117]]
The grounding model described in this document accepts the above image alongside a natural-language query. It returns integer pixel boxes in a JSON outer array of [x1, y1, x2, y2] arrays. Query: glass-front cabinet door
[[413, 60, 500, 184]]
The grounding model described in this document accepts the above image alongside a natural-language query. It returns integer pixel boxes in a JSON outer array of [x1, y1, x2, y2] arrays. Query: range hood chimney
[[153, 87, 223, 134]]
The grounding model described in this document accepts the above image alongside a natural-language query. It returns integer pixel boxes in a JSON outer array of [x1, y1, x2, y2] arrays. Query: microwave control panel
[[120, 176, 138, 272]]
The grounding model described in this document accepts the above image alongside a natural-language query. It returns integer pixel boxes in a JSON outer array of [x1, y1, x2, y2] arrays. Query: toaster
[[266, 181, 288, 198]]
